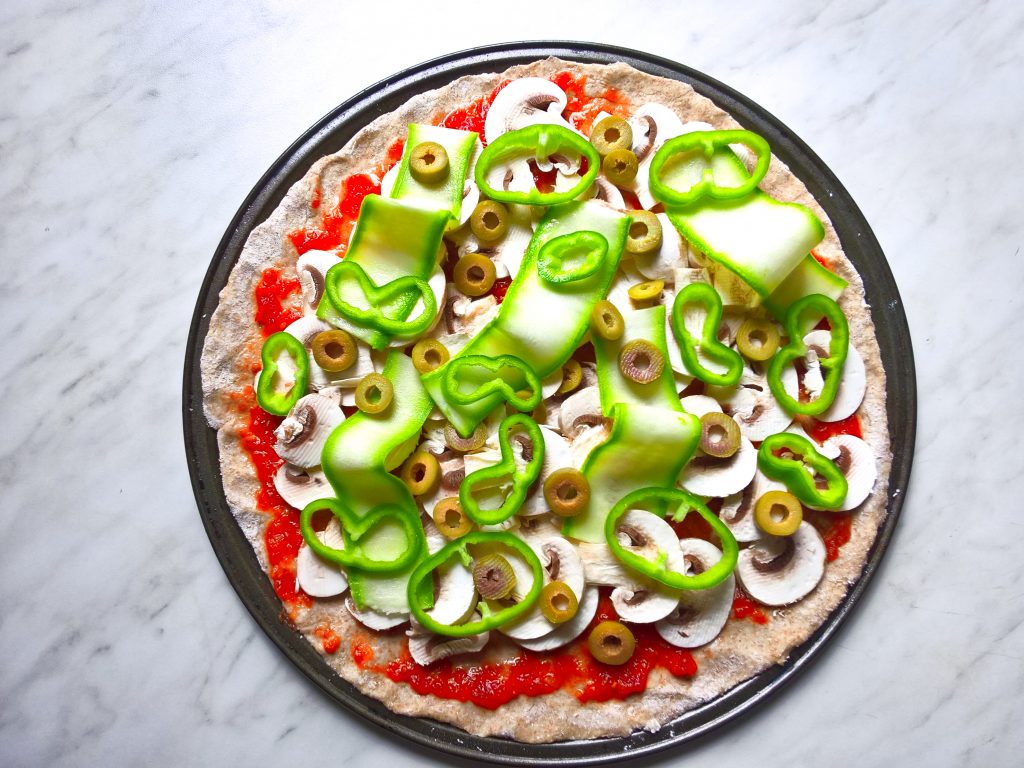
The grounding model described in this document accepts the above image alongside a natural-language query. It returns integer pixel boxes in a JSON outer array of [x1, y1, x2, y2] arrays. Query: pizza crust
[[200, 57, 891, 743]]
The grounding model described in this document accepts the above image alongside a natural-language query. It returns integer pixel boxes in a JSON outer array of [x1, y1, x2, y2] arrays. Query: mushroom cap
[[735, 522, 826, 607], [274, 464, 333, 510], [810, 433, 877, 512], [633, 213, 688, 282], [625, 105, 689, 209], [679, 436, 758, 498], [345, 595, 408, 630], [803, 330, 867, 422], [407, 619, 489, 666], [295, 517, 348, 598], [680, 394, 723, 419], [295, 249, 340, 312], [425, 560, 477, 627], [655, 538, 734, 648], [500, 536, 586, 640], [570, 423, 612, 469], [513, 586, 600, 653], [609, 510, 683, 623], [559, 385, 604, 440], [274, 392, 345, 468], [719, 469, 786, 543], [286, 315, 376, 391], [484, 77, 573, 144], [708, 363, 797, 442]]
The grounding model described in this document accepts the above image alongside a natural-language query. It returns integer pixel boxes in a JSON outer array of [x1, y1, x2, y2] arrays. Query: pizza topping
[[274, 393, 345, 468], [296, 516, 349, 598], [469, 199, 510, 242], [354, 372, 394, 414], [809, 434, 877, 512], [538, 580, 579, 624], [543, 467, 590, 518], [400, 450, 441, 497], [803, 330, 867, 422], [255, 331, 310, 416], [754, 490, 803, 537], [389, 124, 478, 220], [518, 426, 573, 516], [557, 359, 583, 395], [602, 148, 639, 186], [299, 498, 424, 574], [310, 329, 357, 373], [698, 411, 741, 459], [407, 619, 488, 666], [632, 214, 686, 282], [410, 338, 449, 375], [627, 278, 665, 303], [345, 595, 409, 630], [679, 435, 757, 497], [670, 281, 744, 388], [588, 621, 636, 666], [500, 536, 585, 640], [432, 497, 473, 540], [274, 464, 333, 510], [649, 130, 771, 208], [515, 585, 600, 652], [590, 115, 633, 156], [409, 141, 449, 184], [758, 432, 848, 510], [709, 362, 797, 442], [590, 299, 625, 341], [618, 339, 665, 384], [296, 249, 339, 311], [737, 316, 781, 362], [443, 421, 487, 453], [453, 252, 498, 298], [736, 523, 826, 606], [718, 470, 785, 543], [460, 414, 545, 526], [655, 538, 735, 648]]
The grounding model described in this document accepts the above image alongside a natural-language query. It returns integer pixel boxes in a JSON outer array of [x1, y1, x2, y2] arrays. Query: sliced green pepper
[[460, 414, 545, 526], [325, 260, 437, 338], [767, 293, 849, 416], [757, 432, 848, 510], [605, 486, 739, 590], [442, 354, 542, 413], [650, 130, 770, 207], [406, 531, 544, 637], [475, 124, 600, 206], [670, 281, 744, 388], [255, 331, 309, 416], [536, 231, 608, 285], [299, 498, 422, 573]]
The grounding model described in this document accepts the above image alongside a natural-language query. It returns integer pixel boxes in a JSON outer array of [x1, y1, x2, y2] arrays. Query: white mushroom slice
[[389, 267, 447, 347], [736, 523, 826, 606], [296, 250, 340, 312], [463, 447, 503, 476], [625, 105, 688, 209], [656, 539, 734, 648], [577, 541, 646, 591], [609, 510, 684, 623], [709, 363, 797, 442], [559, 386, 604, 439], [570, 423, 612, 469], [633, 213, 688, 282], [520, 426, 573, 516], [674, 266, 712, 289], [711, 265, 759, 307], [803, 330, 867, 422], [426, 561, 477, 627], [810, 434, 877, 512], [442, 291, 499, 338], [580, 361, 599, 389], [680, 394, 722, 419], [680, 436, 758, 498], [514, 586, 600, 652], [586, 177, 627, 209], [286, 316, 375, 390], [605, 260, 650, 316], [500, 537, 585, 640], [407, 620, 489, 666], [484, 77, 574, 144], [719, 470, 786, 543], [274, 464, 333, 509], [453, 199, 535, 281], [785, 422, 840, 460], [345, 595, 408, 630], [273, 393, 345, 468], [541, 368, 564, 400], [295, 517, 348, 598]]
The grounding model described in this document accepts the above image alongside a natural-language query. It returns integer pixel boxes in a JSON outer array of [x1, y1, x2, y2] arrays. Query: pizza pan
[[183, 41, 915, 766]]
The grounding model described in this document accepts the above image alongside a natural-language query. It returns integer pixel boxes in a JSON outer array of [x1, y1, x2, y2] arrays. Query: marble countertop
[[3, 0, 1021, 765]]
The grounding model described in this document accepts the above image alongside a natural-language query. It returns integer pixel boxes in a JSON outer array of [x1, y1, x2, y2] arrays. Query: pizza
[[199, 57, 891, 743]]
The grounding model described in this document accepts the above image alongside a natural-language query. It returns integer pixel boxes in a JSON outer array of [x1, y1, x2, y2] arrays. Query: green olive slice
[[409, 141, 449, 183], [627, 278, 665, 302], [588, 621, 636, 666], [543, 468, 590, 518], [625, 211, 663, 255], [453, 252, 497, 297], [556, 359, 583, 395], [619, 339, 665, 384], [736, 317, 781, 362], [590, 116, 633, 156], [540, 581, 579, 624], [754, 490, 803, 537], [602, 148, 639, 186], [469, 200, 509, 242], [444, 422, 487, 452], [400, 450, 440, 496], [433, 497, 473, 539], [473, 553, 516, 600], [311, 329, 356, 373], [411, 338, 450, 374], [355, 373, 393, 414], [699, 411, 741, 458], [590, 299, 624, 341]]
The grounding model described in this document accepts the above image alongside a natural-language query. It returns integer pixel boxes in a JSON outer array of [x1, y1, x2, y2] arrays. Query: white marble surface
[[2, 0, 1022, 765]]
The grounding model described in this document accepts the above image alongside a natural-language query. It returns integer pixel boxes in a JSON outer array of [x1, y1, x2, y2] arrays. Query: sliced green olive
[[602, 148, 639, 186], [409, 141, 449, 183], [736, 317, 781, 362], [754, 490, 803, 537], [540, 581, 579, 624], [453, 252, 497, 297], [590, 299, 624, 341], [400, 451, 440, 496], [311, 329, 356, 373], [473, 553, 516, 600], [433, 497, 473, 539], [411, 338, 450, 374], [619, 339, 664, 384], [355, 373, 393, 414], [590, 116, 633, 156], [588, 621, 636, 666], [699, 411, 741, 458], [625, 211, 663, 255], [556, 359, 583, 395], [444, 422, 487, 452], [469, 200, 509, 242], [627, 278, 665, 302], [543, 468, 590, 518]]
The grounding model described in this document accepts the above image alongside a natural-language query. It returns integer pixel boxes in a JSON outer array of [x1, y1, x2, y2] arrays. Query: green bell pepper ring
[[255, 331, 309, 416], [324, 260, 437, 338], [767, 293, 850, 416], [406, 531, 544, 637], [649, 129, 771, 207], [442, 354, 542, 412], [536, 230, 608, 285], [757, 432, 848, 510], [299, 498, 422, 574], [605, 487, 739, 590], [460, 414, 545, 526], [670, 281, 744, 388], [475, 124, 600, 206]]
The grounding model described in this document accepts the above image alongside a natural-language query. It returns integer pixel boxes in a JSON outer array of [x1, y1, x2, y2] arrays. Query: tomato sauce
[[315, 624, 341, 655], [439, 81, 510, 142], [253, 268, 302, 337], [732, 586, 769, 625]]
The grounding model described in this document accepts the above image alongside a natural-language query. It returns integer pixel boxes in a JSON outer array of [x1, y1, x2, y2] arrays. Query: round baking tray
[[183, 41, 915, 766]]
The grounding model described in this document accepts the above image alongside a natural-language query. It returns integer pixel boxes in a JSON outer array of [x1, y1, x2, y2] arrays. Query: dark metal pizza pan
[[183, 41, 915, 766]]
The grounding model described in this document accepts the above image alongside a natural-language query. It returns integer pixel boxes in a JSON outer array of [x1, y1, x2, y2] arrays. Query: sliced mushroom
[[425, 560, 477, 627], [803, 330, 867, 422], [708, 363, 797, 442], [389, 267, 447, 346], [577, 541, 646, 591], [296, 250, 340, 312], [609, 510, 684, 623], [285, 316, 375, 391], [807, 434, 877, 512], [514, 585, 599, 652], [719, 470, 786, 543], [484, 77, 574, 145], [295, 516, 348, 598], [570, 423, 612, 469], [735, 523, 825, 606], [500, 537, 585, 640], [274, 393, 345, 468], [625, 105, 688, 209], [587, 177, 627, 209], [559, 386, 604, 439], [605, 260, 651, 316], [520, 426, 573, 516], [407, 619, 489, 666], [441, 290, 499, 337], [344, 595, 408, 630], [655, 539, 734, 648], [680, 394, 723, 419], [680, 436, 758, 498], [451, 199, 535, 280], [274, 464, 333, 509], [633, 213, 688, 282], [418, 450, 466, 518]]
